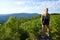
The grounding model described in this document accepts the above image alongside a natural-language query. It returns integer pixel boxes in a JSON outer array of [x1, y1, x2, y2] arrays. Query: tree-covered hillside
[[0, 13, 39, 24], [0, 14, 60, 40]]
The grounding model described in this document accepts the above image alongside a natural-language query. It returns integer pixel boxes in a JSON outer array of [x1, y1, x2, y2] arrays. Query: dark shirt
[[42, 16, 49, 25]]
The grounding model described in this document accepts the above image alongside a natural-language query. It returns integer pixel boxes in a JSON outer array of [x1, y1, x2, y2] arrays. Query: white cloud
[[0, 6, 35, 14], [35, 0, 60, 13], [0, 0, 60, 14], [14, 1, 25, 5], [13, 1, 31, 6]]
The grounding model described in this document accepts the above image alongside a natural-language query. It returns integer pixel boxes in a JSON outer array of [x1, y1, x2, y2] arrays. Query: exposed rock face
[[38, 32, 53, 40]]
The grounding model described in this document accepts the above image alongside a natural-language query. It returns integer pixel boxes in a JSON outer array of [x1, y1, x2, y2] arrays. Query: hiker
[[41, 8, 50, 36]]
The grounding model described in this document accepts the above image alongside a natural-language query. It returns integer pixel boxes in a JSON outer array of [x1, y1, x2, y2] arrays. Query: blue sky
[[0, 0, 60, 14]]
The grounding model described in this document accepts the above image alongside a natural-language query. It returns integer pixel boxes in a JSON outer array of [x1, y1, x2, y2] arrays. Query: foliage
[[0, 14, 60, 40]]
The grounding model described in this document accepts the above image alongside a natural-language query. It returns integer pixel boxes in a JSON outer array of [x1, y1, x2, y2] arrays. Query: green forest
[[0, 14, 60, 40]]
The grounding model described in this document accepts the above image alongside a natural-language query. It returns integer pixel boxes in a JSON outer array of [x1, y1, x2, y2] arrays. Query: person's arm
[[41, 14, 43, 22], [41, 14, 44, 23]]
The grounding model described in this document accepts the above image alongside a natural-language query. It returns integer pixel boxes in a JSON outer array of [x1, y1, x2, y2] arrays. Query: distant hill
[[0, 13, 39, 24]]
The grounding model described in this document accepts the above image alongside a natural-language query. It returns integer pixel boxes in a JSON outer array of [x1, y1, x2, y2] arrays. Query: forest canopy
[[0, 14, 60, 40]]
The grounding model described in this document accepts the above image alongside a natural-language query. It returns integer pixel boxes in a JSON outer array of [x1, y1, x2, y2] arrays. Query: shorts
[[42, 21, 49, 25]]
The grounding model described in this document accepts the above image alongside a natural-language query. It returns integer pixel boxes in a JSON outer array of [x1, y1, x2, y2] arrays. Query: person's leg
[[42, 25, 45, 33], [46, 25, 50, 36]]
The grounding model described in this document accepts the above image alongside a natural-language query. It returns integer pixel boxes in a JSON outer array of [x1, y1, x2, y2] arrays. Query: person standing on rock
[[41, 8, 50, 36]]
